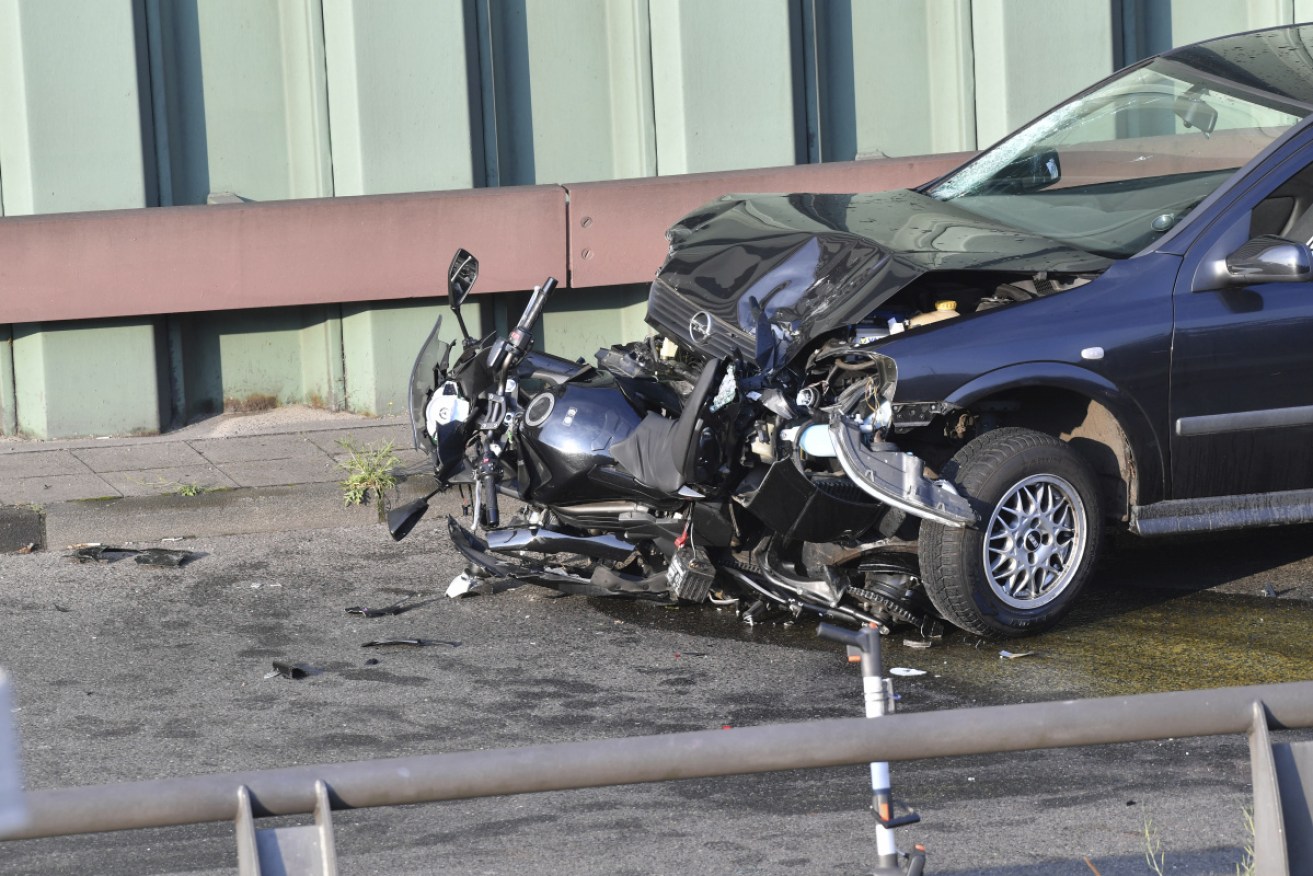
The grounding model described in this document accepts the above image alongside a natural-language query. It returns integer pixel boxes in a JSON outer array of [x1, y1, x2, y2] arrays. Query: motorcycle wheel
[[919, 427, 1102, 637]]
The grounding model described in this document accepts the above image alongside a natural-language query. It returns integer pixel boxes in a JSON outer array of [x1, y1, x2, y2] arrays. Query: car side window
[[1251, 160, 1313, 244]]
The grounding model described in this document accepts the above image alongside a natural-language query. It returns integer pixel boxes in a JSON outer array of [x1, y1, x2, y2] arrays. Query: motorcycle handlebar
[[489, 276, 558, 377], [516, 277, 557, 336]]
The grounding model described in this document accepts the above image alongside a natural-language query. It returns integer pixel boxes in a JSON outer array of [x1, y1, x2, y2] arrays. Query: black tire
[[919, 427, 1103, 637]]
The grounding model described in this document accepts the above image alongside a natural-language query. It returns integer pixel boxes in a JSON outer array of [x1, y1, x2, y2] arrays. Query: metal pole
[[0, 670, 26, 837], [7, 681, 1313, 841], [818, 622, 901, 871]]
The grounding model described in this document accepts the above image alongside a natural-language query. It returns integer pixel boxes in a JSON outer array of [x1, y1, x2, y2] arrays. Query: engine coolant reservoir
[[907, 300, 959, 328]]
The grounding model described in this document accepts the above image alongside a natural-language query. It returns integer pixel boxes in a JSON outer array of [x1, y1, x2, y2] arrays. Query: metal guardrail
[[0, 154, 969, 324], [3, 680, 1313, 875]]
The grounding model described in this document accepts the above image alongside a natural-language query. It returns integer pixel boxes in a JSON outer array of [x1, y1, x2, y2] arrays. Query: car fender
[[942, 362, 1166, 506]]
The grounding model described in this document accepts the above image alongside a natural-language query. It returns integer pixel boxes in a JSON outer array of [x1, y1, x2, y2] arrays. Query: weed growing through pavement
[[1134, 808, 1256, 876], [1235, 807, 1255, 876], [336, 439, 399, 521], [1143, 816, 1165, 876], [136, 477, 209, 497]]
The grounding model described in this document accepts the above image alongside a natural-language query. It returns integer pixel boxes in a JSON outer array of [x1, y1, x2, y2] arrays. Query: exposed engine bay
[[558, 264, 1094, 631]]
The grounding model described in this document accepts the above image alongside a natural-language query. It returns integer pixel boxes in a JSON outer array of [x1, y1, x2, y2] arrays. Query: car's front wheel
[[919, 427, 1102, 637]]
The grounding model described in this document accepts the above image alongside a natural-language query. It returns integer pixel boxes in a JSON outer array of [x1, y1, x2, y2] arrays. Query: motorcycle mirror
[[448, 249, 479, 306], [447, 249, 478, 342], [387, 491, 438, 542]]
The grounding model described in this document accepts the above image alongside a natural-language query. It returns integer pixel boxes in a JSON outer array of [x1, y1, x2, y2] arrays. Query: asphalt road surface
[[2, 510, 1312, 875]]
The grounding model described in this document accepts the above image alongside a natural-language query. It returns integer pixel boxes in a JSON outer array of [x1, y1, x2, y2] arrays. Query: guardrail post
[[235, 780, 338, 876], [0, 671, 25, 838], [1248, 700, 1313, 876]]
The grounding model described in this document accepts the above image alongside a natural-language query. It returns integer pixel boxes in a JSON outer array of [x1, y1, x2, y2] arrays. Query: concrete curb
[[0, 506, 44, 553], [36, 474, 465, 548], [0, 410, 453, 549]]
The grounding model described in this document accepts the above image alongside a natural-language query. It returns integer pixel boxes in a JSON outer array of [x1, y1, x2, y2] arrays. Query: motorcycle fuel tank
[[516, 373, 649, 506]]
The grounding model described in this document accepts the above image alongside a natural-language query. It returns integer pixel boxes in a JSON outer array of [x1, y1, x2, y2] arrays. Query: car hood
[[647, 189, 1111, 368]]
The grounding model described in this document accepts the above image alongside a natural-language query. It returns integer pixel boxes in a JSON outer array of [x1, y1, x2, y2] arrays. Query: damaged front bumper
[[828, 412, 975, 529]]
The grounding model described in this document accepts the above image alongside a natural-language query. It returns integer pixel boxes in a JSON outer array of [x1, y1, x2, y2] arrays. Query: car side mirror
[[448, 249, 479, 307], [1224, 235, 1313, 284]]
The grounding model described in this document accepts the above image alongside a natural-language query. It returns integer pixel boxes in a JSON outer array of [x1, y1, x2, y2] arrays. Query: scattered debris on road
[[267, 660, 316, 680], [999, 650, 1037, 660], [346, 593, 417, 617], [134, 548, 198, 567], [360, 638, 460, 649], [66, 544, 199, 566]]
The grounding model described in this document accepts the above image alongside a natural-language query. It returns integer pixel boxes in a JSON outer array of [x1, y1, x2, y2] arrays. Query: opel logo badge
[[688, 311, 713, 343]]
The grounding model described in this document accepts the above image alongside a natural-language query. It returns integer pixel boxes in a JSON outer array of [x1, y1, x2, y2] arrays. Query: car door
[[1171, 143, 1313, 498]]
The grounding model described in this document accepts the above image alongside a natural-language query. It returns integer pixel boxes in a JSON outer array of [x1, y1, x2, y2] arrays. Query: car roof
[[1162, 23, 1313, 107]]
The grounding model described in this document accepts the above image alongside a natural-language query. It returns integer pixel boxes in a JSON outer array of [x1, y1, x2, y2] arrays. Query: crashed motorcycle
[[391, 246, 975, 635]]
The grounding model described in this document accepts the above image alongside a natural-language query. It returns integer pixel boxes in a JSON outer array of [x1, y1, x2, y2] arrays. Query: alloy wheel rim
[[982, 474, 1087, 610]]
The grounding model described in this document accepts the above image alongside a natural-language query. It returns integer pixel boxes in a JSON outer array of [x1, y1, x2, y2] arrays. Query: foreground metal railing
[[3, 679, 1313, 875]]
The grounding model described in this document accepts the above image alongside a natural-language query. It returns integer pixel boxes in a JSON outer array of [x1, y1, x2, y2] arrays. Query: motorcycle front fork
[[470, 435, 502, 530]]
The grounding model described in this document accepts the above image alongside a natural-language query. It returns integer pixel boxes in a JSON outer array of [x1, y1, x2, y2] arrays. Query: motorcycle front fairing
[[407, 316, 451, 452], [407, 317, 476, 483]]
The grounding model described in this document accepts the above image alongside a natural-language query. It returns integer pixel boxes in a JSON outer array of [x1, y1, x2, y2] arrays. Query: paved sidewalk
[[0, 408, 448, 550]]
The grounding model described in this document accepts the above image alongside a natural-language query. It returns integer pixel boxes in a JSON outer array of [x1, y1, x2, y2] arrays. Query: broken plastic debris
[[68, 545, 126, 564], [361, 638, 460, 648], [13, 543, 35, 555], [1262, 583, 1278, 598], [999, 650, 1037, 660], [902, 638, 933, 649], [889, 667, 926, 677], [346, 593, 416, 617], [269, 660, 314, 680], [446, 572, 475, 598]]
